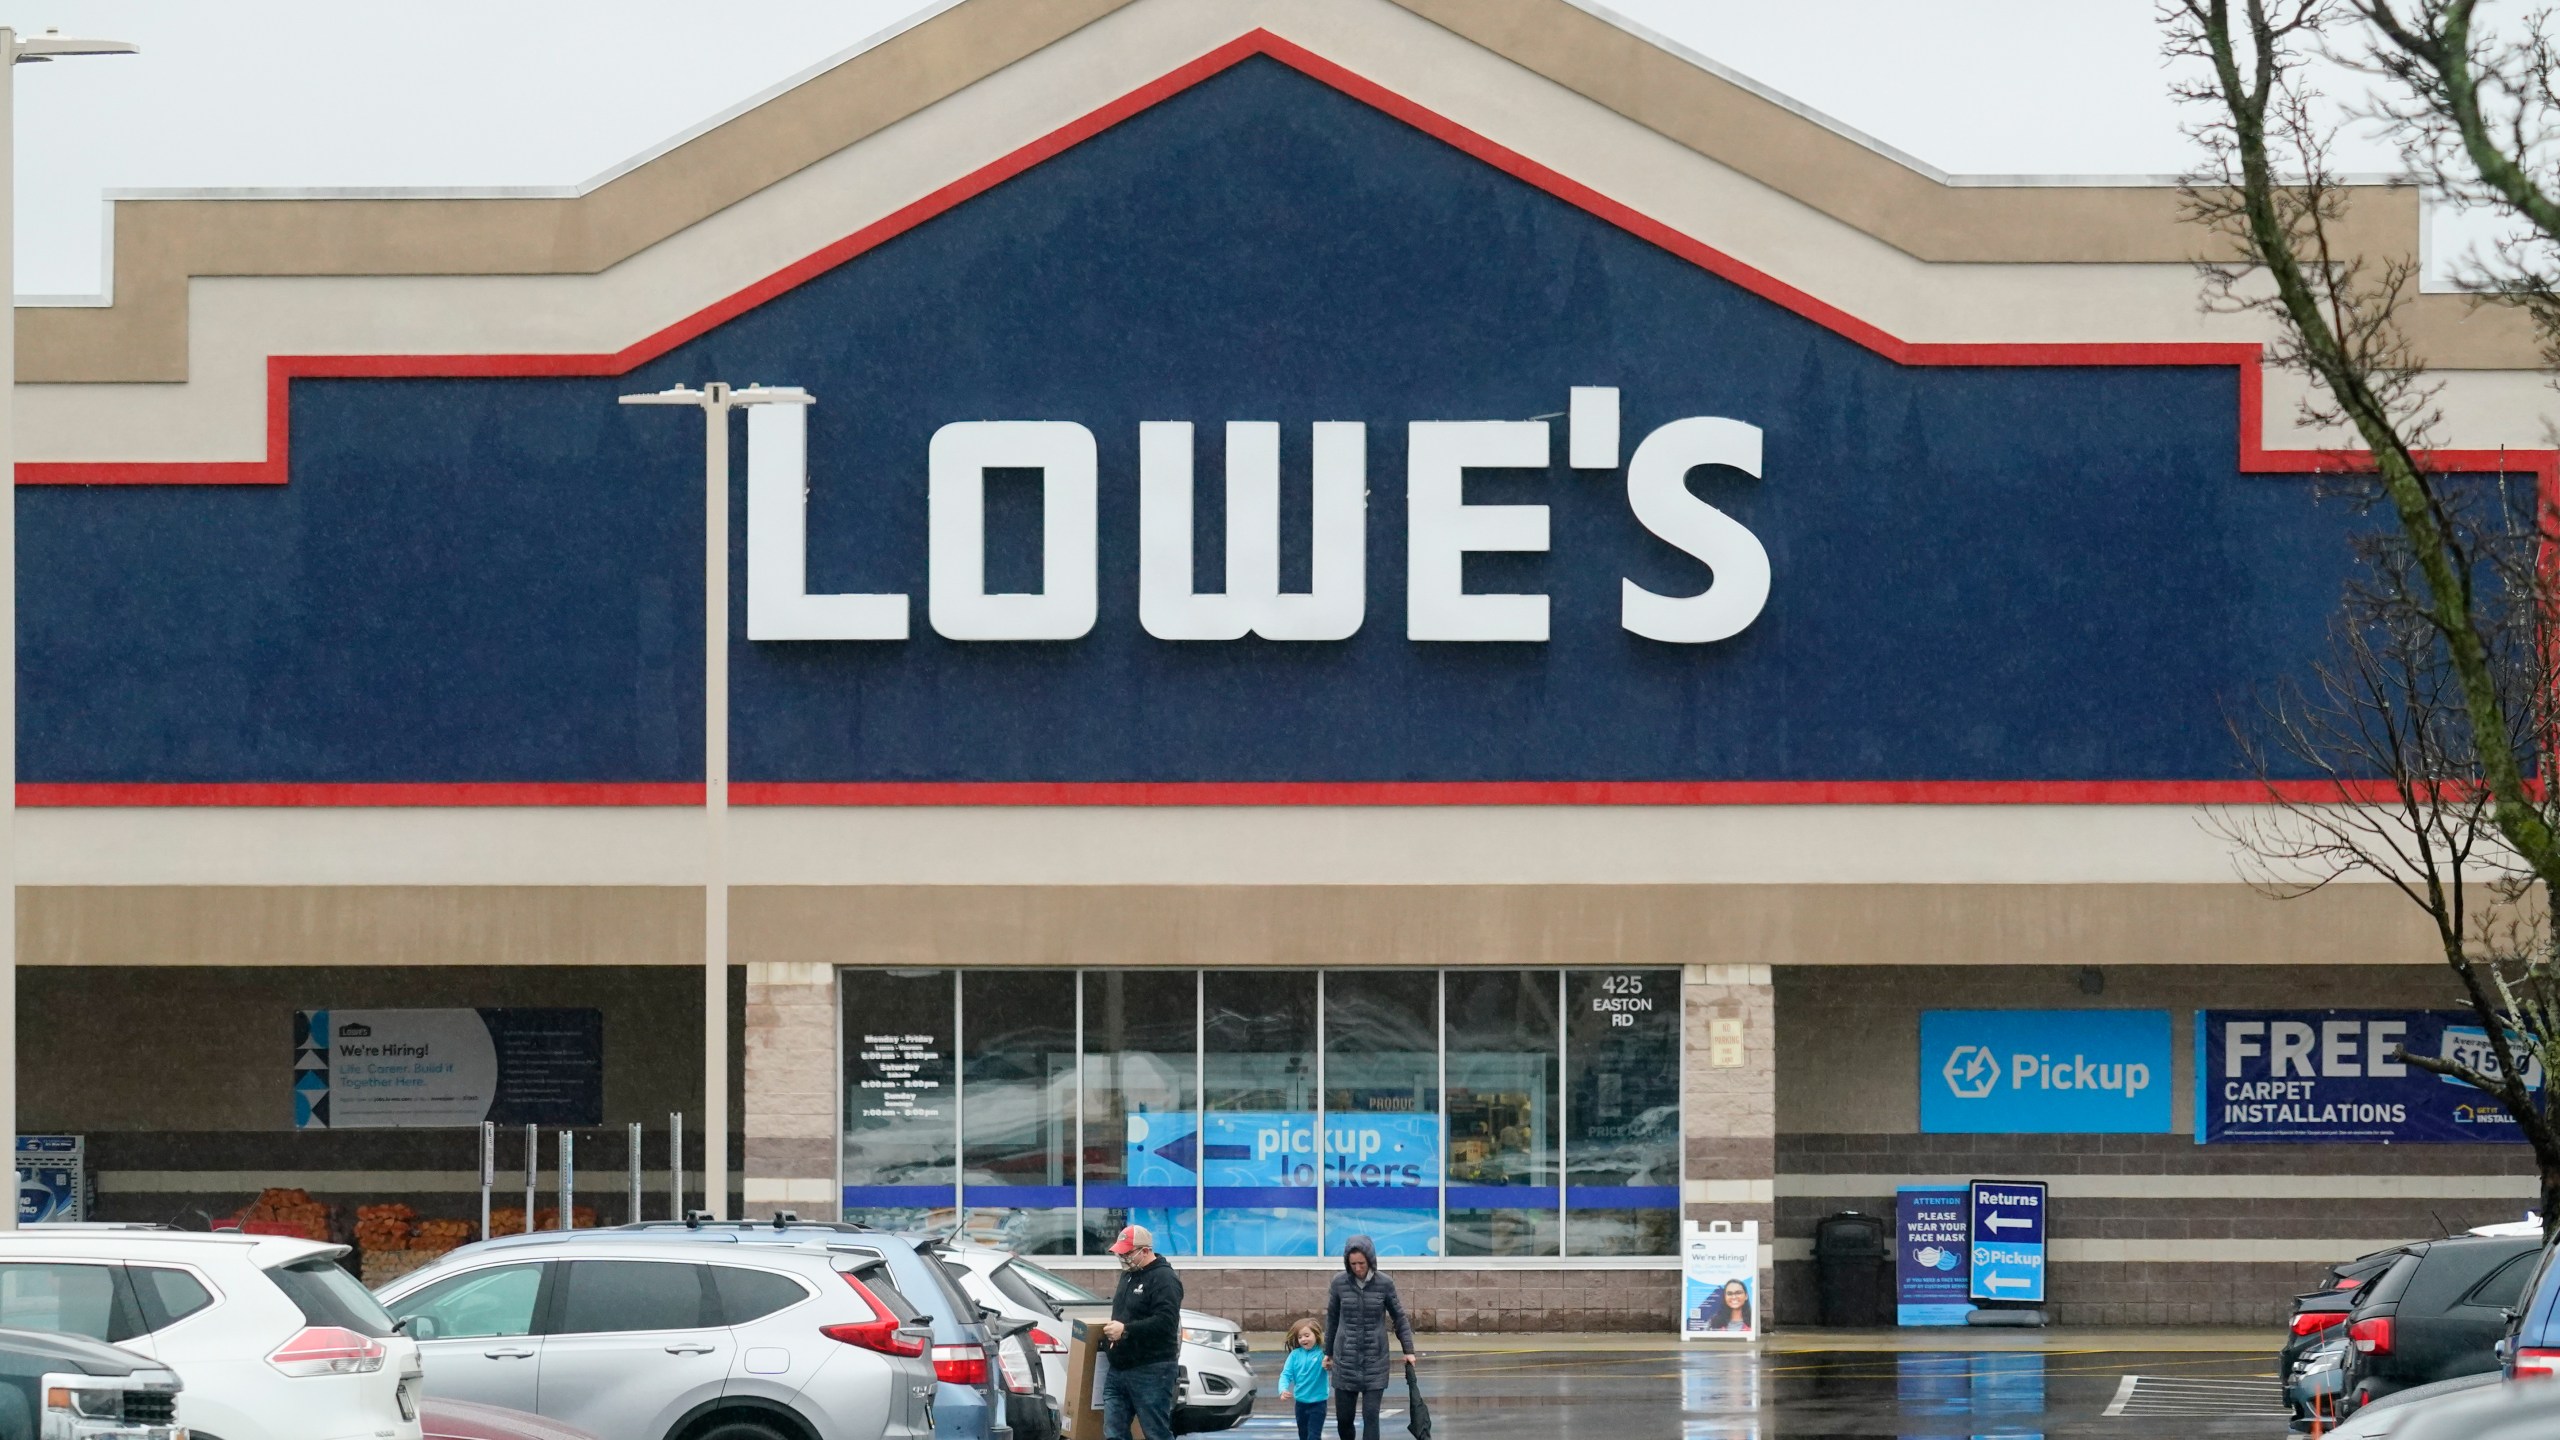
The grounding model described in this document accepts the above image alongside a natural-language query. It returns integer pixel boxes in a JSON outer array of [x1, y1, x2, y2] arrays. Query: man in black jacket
[[1101, 1224, 1183, 1440]]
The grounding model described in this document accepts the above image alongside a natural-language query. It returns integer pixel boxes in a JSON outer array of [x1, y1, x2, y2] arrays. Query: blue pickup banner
[[2199, 1009, 2541, 1144], [1919, 1010, 2173, 1134]]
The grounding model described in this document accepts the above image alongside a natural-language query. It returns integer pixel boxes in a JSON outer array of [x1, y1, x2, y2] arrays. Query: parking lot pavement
[[1227, 1344, 2291, 1437]]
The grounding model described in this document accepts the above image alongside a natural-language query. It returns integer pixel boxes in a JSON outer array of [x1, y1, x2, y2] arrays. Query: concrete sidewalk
[[1250, 1327, 2275, 1355]]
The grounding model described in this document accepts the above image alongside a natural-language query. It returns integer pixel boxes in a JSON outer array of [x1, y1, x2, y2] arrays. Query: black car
[[2339, 1234, 2544, 1415], [2285, 1249, 2401, 1362], [2281, 1247, 2405, 1424], [0, 1324, 183, 1440], [986, 1315, 1060, 1440]]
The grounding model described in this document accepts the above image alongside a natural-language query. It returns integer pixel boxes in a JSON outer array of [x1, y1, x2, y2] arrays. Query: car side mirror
[[402, 1316, 438, 1342]]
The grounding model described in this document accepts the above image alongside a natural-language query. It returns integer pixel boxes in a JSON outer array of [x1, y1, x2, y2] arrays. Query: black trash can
[[1813, 1210, 1892, 1327]]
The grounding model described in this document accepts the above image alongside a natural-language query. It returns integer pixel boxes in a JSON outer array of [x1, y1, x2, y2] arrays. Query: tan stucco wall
[[17, 0, 2554, 480], [18, 882, 2437, 970]]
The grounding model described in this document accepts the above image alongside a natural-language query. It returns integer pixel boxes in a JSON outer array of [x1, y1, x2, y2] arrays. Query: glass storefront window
[[1565, 969, 1682, 1256], [838, 967, 1678, 1259], [841, 969, 958, 1230], [1444, 970, 1559, 1257], [1323, 971, 1441, 1258], [1083, 971, 1200, 1256], [959, 970, 1078, 1254], [1202, 970, 1319, 1256]]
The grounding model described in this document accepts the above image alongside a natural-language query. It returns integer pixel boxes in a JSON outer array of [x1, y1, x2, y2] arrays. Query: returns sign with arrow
[[1967, 1179, 2047, 1305]]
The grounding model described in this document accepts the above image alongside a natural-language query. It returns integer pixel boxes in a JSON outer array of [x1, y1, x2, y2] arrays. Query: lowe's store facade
[[12, 0, 2551, 1329]]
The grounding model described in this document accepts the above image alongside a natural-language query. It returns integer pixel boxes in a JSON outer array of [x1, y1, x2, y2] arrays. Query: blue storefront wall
[[24, 56, 2390, 789]]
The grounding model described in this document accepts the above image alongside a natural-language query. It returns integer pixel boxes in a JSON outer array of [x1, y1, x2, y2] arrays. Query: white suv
[[0, 1226, 423, 1440], [377, 1234, 938, 1440]]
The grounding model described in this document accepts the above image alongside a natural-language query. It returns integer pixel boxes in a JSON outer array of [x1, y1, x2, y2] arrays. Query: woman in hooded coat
[[1324, 1234, 1417, 1440]]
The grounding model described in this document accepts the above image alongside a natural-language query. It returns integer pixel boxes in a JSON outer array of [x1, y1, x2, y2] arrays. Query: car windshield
[[990, 1260, 1062, 1317], [855, 1266, 927, 1324], [1005, 1257, 1104, 1306], [903, 1242, 983, 1324], [266, 1257, 395, 1338], [2356, 1252, 2424, 1312]]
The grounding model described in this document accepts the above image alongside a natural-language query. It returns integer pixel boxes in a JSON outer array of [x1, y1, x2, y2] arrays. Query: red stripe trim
[[738, 779, 2393, 806], [16, 782, 703, 807], [15, 779, 2398, 807]]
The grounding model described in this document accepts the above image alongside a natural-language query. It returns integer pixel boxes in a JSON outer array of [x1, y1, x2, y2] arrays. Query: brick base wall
[[1043, 1264, 1678, 1333]]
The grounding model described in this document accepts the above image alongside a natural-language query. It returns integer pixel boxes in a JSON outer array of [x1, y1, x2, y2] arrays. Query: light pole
[[620, 382, 810, 1221], [1, 28, 136, 1232]]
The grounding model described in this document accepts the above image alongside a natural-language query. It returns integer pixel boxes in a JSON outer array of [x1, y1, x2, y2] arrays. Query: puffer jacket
[[1323, 1234, 1413, 1392]]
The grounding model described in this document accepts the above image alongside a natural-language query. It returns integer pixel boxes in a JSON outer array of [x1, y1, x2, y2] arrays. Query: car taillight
[[824, 1272, 929, 1358], [267, 1326, 388, 1377], [1031, 1326, 1068, 1355], [2337, 1276, 2364, 1288], [2291, 1312, 2346, 1336], [2349, 1316, 2394, 1355], [933, 1342, 989, 1387], [822, 1317, 929, 1358], [997, 1343, 1041, 1393], [2516, 1347, 2560, 1379]]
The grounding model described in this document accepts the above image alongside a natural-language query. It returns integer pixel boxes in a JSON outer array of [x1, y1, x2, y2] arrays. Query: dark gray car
[[0, 1325, 182, 1440], [2339, 1235, 2543, 1416]]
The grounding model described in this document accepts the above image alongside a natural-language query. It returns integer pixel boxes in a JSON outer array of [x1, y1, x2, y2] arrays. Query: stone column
[[1682, 963, 1776, 1290], [743, 961, 841, 1219]]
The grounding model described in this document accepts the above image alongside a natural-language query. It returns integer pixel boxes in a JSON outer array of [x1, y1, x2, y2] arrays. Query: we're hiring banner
[[2198, 1010, 2540, 1144]]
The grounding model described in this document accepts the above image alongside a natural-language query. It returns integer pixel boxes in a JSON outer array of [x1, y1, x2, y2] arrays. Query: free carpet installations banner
[[2199, 1009, 2540, 1144], [294, 1008, 603, 1130]]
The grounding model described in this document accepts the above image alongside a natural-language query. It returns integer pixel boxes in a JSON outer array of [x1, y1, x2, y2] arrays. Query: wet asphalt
[[1223, 1347, 2288, 1438]]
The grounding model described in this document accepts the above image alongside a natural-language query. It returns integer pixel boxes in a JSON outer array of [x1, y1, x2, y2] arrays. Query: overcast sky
[[8, 0, 2422, 299]]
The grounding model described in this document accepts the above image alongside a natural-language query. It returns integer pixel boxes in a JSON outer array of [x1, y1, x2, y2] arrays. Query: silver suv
[[378, 1236, 937, 1440]]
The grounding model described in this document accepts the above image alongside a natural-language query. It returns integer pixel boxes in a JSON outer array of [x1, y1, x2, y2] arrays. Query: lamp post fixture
[[620, 381, 811, 1221], [1, 27, 137, 1232]]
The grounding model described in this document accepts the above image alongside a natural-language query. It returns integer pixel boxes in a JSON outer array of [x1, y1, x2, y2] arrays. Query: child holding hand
[[1278, 1317, 1328, 1440]]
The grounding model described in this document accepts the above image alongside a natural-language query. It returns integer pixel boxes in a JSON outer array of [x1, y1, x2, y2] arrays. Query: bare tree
[[2168, 0, 2560, 1227], [2357, 1, 2560, 365]]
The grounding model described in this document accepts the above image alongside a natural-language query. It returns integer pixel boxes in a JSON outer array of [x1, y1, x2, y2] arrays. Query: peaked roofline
[[17, 0, 2535, 385], [19, 29, 2549, 500]]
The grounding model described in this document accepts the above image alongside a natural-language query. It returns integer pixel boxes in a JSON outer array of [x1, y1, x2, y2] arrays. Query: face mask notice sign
[[1967, 1179, 2046, 1306]]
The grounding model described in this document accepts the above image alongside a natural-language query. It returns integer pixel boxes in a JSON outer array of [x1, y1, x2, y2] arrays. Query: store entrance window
[[838, 967, 1680, 1258], [1445, 970, 1560, 1257], [1323, 971, 1441, 1257], [841, 969, 958, 1230], [961, 969, 1077, 1254], [1203, 969, 1318, 1255], [1565, 970, 1681, 1256], [1085, 970, 1200, 1255]]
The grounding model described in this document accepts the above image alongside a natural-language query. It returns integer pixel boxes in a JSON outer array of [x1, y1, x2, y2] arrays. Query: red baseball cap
[[1109, 1224, 1154, 1255]]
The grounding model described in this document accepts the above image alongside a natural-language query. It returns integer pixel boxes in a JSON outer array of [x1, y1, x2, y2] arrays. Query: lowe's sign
[[20, 57, 2370, 794], [1920, 1011, 2173, 1134], [745, 391, 1769, 645]]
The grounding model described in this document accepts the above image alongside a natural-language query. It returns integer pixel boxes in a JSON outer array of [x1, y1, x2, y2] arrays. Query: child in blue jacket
[[1279, 1316, 1329, 1440]]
